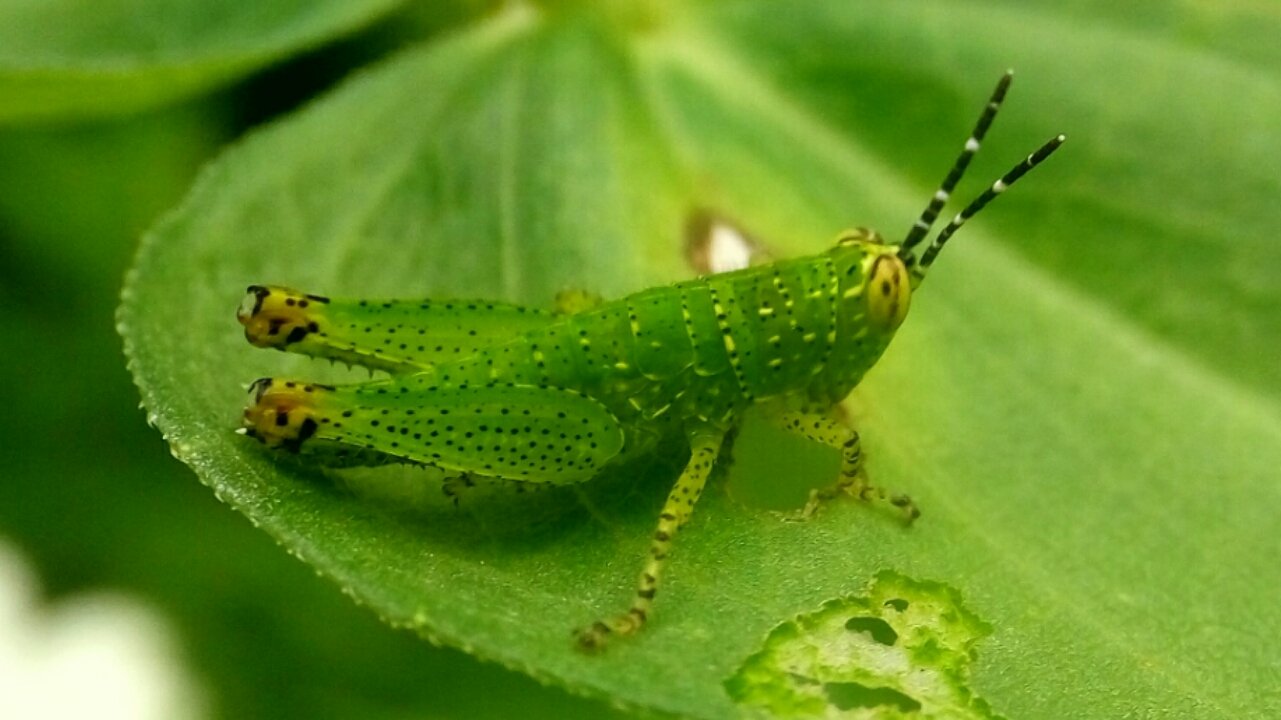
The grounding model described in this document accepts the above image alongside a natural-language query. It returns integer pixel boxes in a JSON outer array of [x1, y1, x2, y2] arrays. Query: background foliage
[[4, 0, 1279, 718]]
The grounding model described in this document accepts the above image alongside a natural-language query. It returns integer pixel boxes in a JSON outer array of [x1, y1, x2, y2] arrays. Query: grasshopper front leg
[[772, 411, 919, 523], [577, 427, 725, 652]]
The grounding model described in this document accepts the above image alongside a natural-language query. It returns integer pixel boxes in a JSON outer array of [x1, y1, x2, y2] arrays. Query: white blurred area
[[0, 540, 205, 720], [685, 210, 768, 277], [706, 221, 755, 274]]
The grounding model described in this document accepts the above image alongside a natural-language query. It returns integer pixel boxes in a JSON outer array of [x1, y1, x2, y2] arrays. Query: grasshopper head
[[833, 230, 913, 333]]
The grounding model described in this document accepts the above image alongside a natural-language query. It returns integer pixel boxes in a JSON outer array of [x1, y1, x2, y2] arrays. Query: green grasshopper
[[236, 71, 1063, 650]]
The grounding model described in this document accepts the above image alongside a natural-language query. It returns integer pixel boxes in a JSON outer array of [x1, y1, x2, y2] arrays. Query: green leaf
[[0, 96, 622, 720], [0, 0, 409, 123], [120, 1, 1281, 717]]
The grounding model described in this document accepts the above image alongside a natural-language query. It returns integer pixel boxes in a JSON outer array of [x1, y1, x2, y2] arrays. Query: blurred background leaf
[[0, 1, 620, 718], [0, 0, 412, 123], [4, 0, 1279, 718]]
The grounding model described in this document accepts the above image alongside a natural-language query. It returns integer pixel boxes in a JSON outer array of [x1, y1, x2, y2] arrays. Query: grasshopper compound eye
[[866, 254, 912, 332]]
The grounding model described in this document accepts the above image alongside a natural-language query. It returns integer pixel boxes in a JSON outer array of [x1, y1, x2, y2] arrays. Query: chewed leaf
[[120, 1, 1281, 718], [727, 571, 998, 719]]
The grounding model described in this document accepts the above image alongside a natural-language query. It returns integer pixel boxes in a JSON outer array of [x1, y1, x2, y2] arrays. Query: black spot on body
[[297, 417, 319, 442]]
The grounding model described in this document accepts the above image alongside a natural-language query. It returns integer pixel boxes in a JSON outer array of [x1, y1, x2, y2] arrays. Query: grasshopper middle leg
[[576, 427, 725, 651]]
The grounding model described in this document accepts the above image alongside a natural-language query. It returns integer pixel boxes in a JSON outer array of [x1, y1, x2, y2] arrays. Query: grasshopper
[[236, 72, 1063, 650]]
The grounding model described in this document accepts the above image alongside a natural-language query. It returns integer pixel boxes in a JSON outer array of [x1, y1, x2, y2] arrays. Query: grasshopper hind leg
[[241, 377, 331, 452], [240, 374, 626, 485]]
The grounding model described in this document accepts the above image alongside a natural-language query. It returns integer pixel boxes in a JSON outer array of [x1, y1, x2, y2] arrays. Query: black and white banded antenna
[[916, 133, 1065, 274], [896, 70, 1065, 284], [898, 71, 1012, 262]]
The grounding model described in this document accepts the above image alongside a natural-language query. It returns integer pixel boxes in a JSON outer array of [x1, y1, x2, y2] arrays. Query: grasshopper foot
[[574, 610, 645, 653], [789, 473, 919, 525]]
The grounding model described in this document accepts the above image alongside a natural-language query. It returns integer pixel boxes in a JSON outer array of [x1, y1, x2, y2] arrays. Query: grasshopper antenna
[[896, 71, 1066, 285], [898, 70, 1013, 266], [915, 133, 1066, 276]]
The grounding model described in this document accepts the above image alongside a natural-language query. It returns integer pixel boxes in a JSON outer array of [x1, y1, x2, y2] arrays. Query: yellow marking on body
[[708, 285, 753, 400], [758, 307, 774, 317], [767, 334, 781, 344], [614, 361, 631, 370], [843, 286, 863, 299], [580, 337, 592, 346], [533, 351, 546, 362], [803, 332, 817, 343], [768, 358, 783, 368]]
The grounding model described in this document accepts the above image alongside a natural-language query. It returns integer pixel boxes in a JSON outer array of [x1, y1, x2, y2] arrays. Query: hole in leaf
[[824, 680, 922, 713], [725, 570, 999, 718], [845, 615, 898, 645]]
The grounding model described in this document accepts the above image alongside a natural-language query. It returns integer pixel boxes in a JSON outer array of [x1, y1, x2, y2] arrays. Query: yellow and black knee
[[237, 285, 330, 350], [240, 377, 332, 452]]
